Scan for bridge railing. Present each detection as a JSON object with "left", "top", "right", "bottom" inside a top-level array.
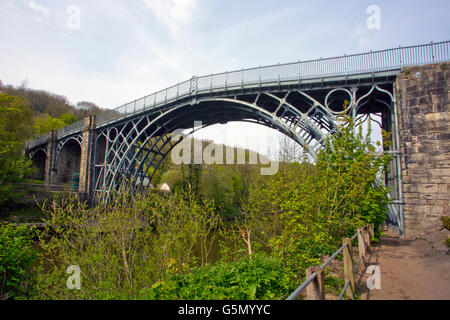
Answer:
[
  {"left": 27, "top": 134, "right": 49, "bottom": 150},
  {"left": 31, "top": 40, "right": 449, "bottom": 141},
  {"left": 286, "top": 224, "right": 375, "bottom": 300},
  {"left": 204, "top": 40, "right": 449, "bottom": 89},
  {"left": 56, "top": 119, "right": 84, "bottom": 139},
  {"left": 95, "top": 40, "right": 448, "bottom": 128}
]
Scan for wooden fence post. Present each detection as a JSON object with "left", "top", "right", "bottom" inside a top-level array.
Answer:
[
  {"left": 364, "top": 226, "right": 371, "bottom": 249},
  {"left": 305, "top": 266, "right": 325, "bottom": 300},
  {"left": 342, "top": 238, "right": 355, "bottom": 299},
  {"left": 357, "top": 228, "right": 366, "bottom": 260}
]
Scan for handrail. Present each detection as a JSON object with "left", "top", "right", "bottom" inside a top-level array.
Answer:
[
  {"left": 27, "top": 134, "right": 49, "bottom": 150},
  {"left": 286, "top": 224, "right": 374, "bottom": 300},
  {"left": 286, "top": 272, "right": 319, "bottom": 300},
  {"left": 96, "top": 40, "right": 449, "bottom": 128},
  {"left": 26, "top": 40, "right": 450, "bottom": 145},
  {"left": 337, "top": 280, "right": 351, "bottom": 300}
]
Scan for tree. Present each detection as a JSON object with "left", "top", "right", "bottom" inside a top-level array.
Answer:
[
  {"left": 201, "top": 164, "right": 236, "bottom": 215},
  {"left": 315, "top": 116, "right": 392, "bottom": 233},
  {"left": 0, "top": 93, "right": 35, "bottom": 207},
  {"left": 278, "top": 133, "right": 302, "bottom": 163},
  {"left": 76, "top": 101, "right": 103, "bottom": 117},
  {"left": 33, "top": 113, "right": 78, "bottom": 136},
  {"left": 3, "top": 84, "right": 73, "bottom": 117},
  {"left": 0, "top": 223, "right": 36, "bottom": 298},
  {"left": 236, "top": 116, "right": 391, "bottom": 270}
]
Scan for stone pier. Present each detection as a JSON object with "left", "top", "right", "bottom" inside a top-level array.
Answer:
[
  {"left": 78, "top": 116, "right": 96, "bottom": 201},
  {"left": 396, "top": 62, "right": 450, "bottom": 235}
]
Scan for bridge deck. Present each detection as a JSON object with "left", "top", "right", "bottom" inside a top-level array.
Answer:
[{"left": 26, "top": 40, "right": 449, "bottom": 148}]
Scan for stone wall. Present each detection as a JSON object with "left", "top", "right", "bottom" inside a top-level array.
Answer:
[{"left": 396, "top": 62, "right": 449, "bottom": 235}]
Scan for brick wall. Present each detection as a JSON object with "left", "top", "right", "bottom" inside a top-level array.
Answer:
[{"left": 396, "top": 62, "right": 449, "bottom": 235}]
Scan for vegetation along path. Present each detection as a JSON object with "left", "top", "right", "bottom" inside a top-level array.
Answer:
[{"left": 359, "top": 227, "right": 450, "bottom": 300}]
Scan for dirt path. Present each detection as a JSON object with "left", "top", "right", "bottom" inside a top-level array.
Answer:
[{"left": 358, "top": 227, "right": 450, "bottom": 300}]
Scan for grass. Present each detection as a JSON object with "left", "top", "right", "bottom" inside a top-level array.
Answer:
[{"left": 23, "top": 179, "right": 45, "bottom": 185}]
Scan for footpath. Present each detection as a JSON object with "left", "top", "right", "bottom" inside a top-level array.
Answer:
[{"left": 358, "top": 226, "right": 450, "bottom": 300}]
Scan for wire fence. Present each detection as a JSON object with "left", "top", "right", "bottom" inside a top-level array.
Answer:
[{"left": 286, "top": 224, "right": 374, "bottom": 300}]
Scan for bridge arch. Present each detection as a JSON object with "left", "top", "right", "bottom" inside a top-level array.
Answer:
[
  {"left": 55, "top": 137, "right": 82, "bottom": 185},
  {"left": 29, "top": 148, "right": 47, "bottom": 181},
  {"left": 24, "top": 41, "right": 450, "bottom": 235},
  {"left": 98, "top": 90, "right": 341, "bottom": 201}
]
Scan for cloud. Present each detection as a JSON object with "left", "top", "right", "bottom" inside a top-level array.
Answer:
[
  {"left": 355, "top": 24, "right": 383, "bottom": 49},
  {"left": 27, "top": 0, "right": 49, "bottom": 17},
  {"left": 143, "top": 0, "right": 198, "bottom": 34}
]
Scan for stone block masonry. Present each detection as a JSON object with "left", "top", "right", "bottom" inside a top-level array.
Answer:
[
  {"left": 78, "top": 116, "right": 96, "bottom": 201},
  {"left": 396, "top": 62, "right": 449, "bottom": 235}
]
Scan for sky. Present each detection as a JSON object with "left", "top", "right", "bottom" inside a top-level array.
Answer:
[{"left": 1, "top": 0, "right": 449, "bottom": 156}]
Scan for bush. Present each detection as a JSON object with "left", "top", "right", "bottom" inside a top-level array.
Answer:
[
  {"left": 26, "top": 116, "right": 392, "bottom": 300},
  {"left": 0, "top": 223, "right": 36, "bottom": 298},
  {"left": 234, "top": 117, "right": 390, "bottom": 275},
  {"left": 31, "top": 192, "right": 221, "bottom": 300},
  {"left": 441, "top": 216, "right": 450, "bottom": 231},
  {"left": 141, "top": 253, "right": 294, "bottom": 300}
]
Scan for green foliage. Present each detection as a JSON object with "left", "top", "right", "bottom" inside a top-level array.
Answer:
[
  {"left": 441, "top": 216, "right": 450, "bottom": 231},
  {"left": 22, "top": 116, "right": 392, "bottom": 300},
  {"left": 316, "top": 117, "right": 391, "bottom": 231},
  {"left": 201, "top": 164, "right": 237, "bottom": 215},
  {"left": 442, "top": 237, "right": 450, "bottom": 248},
  {"left": 0, "top": 93, "right": 34, "bottom": 141},
  {"left": 3, "top": 84, "right": 74, "bottom": 118},
  {"left": 232, "top": 116, "right": 390, "bottom": 276},
  {"left": 0, "top": 93, "right": 35, "bottom": 207},
  {"left": 159, "top": 155, "right": 258, "bottom": 218},
  {"left": 324, "top": 274, "right": 345, "bottom": 296},
  {"left": 2, "top": 83, "right": 104, "bottom": 119},
  {"left": 33, "top": 113, "right": 78, "bottom": 136},
  {"left": 1, "top": 82, "right": 106, "bottom": 140},
  {"left": 142, "top": 253, "right": 294, "bottom": 300},
  {"left": 31, "top": 192, "right": 221, "bottom": 299},
  {"left": 0, "top": 223, "right": 37, "bottom": 298}
]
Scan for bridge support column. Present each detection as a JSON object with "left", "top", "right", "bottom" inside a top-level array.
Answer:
[
  {"left": 79, "top": 116, "right": 96, "bottom": 202},
  {"left": 396, "top": 62, "right": 449, "bottom": 236},
  {"left": 44, "top": 130, "right": 57, "bottom": 187}
]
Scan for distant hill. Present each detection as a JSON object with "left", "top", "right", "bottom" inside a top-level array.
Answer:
[{"left": 0, "top": 80, "right": 106, "bottom": 138}]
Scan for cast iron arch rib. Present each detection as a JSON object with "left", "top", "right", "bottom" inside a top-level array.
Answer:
[{"left": 98, "top": 91, "right": 338, "bottom": 201}]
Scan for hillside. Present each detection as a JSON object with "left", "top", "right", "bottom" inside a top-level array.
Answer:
[{"left": 0, "top": 80, "right": 105, "bottom": 138}]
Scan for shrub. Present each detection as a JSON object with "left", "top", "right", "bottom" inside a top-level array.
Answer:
[
  {"left": 235, "top": 116, "right": 390, "bottom": 275},
  {"left": 0, "top": 223, "right": 36, "bottom": 298},
  {"left": 31, "top": 192, "right": 221, "bottom": 300},
  {"left": 441, "top": 216, "right": 450, "bottom": 231},
  {"left": 141, "top": 253, "right": 294, "bottom": 300}
]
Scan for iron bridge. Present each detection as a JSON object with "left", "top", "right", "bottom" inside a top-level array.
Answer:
[{"left": 26, "top": 40, "right": 450, "bottom": 234}]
